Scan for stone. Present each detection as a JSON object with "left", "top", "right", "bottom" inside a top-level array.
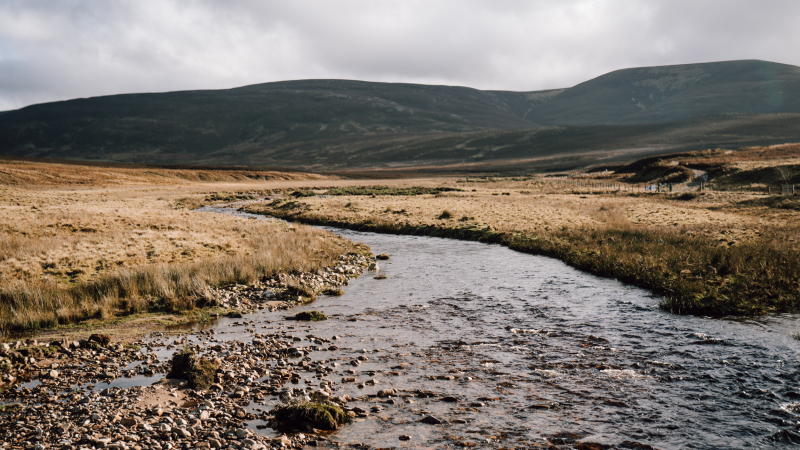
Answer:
[
  {"left": 419, "top": 415, "right": 446, "bottom": 425},
  {"left": 174, "top": 417, "right": 187, "bottom": 426},
  {"left": 235, "top": 428, "right": 251, "bottom": 438},
  {"left": 208, "top": 439, "right": 222, "bottom": 449},
  {"left": 377, "top": 389, "right": 395, "bottom": 397},
  {"left": 89, "top": 334, "right": 112, "bottom": 347},
  {"left": 272, "top": 435, "right": 291, "bottom": 447},
  {"left": 121, "top": 417, "right": 138, "bottom": 427},
  {"left": 399, "top": 435, "right": 411, "bottom": 441}
]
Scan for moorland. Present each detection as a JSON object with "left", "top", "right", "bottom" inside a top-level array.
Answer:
[{"left": 0, "top": 142, "right": 797, "bottom": 337}]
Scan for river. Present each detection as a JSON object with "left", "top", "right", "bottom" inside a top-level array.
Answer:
[{"left": 185, "top": 208, "right": 800, "bottom": 448}]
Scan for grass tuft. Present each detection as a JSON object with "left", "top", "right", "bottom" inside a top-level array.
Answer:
[{"left": 437, "top": 210, "right": 453, "bottom": 220}]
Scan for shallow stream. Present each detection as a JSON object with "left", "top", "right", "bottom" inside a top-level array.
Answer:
[{"left": 88, "top": 208, "right": 800, "bottom": 447}]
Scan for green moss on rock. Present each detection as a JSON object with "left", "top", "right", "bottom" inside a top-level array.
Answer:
[
  {"left": 270, "top": 401, "right": 350, "bottom": 431},
  {"left": 290, "top": 311, "right": 328, "bottom": 321},
  {"left": 166, "top": 350, "right": 218, "bottom": 390}
]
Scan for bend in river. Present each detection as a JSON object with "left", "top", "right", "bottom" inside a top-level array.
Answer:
[{"left": 191, "top": 207, "right": 800, "bottom": 449}]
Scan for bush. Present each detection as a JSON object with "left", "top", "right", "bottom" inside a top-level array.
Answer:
[{"left": 437, "top": 210, "right": 453, "bottom": 220}]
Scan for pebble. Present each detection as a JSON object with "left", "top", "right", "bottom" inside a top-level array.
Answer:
[
  {"left": 419, "top": 415, "right": 446, "bottom": 425},
  {"left": 0, "top": 253, "right": 374, "bottom": 450}
]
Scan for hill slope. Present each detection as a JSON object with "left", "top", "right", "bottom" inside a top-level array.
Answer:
[
  {"left": 2, "top": 60, "right": 800, "bottom": 170},
  {"left": 526, "top": 60, "right": 800, "bottom": 125},
  {"left": 0, "top": 80, "right": 540, "bottom": 162}
]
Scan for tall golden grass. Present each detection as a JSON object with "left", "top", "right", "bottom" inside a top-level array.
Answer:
[
  {"left": 0, "top": 223, "right": 354, "bottom": 332},
  {"left": 0, "top": 158, "right": 388, "bottom": 333}
]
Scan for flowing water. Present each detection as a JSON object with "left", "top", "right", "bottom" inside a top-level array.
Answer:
[{"left": 157, "top": 209, "right": 800, "bottom": 447}]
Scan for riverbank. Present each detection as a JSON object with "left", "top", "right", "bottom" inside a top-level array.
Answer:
[
  {"left": 0, "top": 159, "right": 389, "bottom": 335},
  {"left": 243, "top": 182, "right": 800, "bottom": 316}
]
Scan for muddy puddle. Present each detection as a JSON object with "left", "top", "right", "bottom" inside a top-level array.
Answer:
[{"left": 18, "top": 206, "right": 798, "bottom": 449}]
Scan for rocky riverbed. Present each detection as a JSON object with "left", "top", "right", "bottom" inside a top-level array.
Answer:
[
  {"left": 0, "top": 253, "right": 375, "bottom": 450},
  {"left": 5, "top": 213, "right": 800, "bottom": 449}
]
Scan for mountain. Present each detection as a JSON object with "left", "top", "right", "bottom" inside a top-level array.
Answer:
[{"left": 1, "top": 59, "right": 800, "bottom": 171}]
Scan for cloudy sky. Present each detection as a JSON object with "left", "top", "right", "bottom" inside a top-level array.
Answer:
[{"left": 1, "top": 0, "right": 798, "bottom": 111}]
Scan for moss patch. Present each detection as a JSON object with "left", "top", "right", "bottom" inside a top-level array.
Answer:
[
  {"left": 290, "top": 311, "right": 328, "bottom": 321},
  {"left": 270, "top": 401, "right": 350, "bottom": 431},
  {"left": 166, "top": 350, "right": 218, "bottom": 390},
  {"left": 0, "top": 404, "right": 20, "bottom": 415}
]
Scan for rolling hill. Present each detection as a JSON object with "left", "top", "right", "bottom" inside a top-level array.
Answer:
[
  {"left": 525, "top": 60, "right": 800, "bottom": 125},
  {"left": 1, "top": 59, "right": 800, "bottom": 171}
]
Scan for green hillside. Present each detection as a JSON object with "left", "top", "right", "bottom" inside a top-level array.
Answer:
[
  {"left": 0, "top": 80, "right": 540, "bottom": 162},
  {"left": 526, "top": 60, "right": 800, "bottom": 125},
  {"left": 1, "top": 60, "right": 800, "bottom": 171}
]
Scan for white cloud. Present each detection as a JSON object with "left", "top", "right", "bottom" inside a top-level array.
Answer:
[{"left": 1, "top": 0, "right": 799, "bottom": 110}]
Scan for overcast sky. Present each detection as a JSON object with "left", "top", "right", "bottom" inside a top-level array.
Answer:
[{"left": 1, "top": 0, "right": 799, "bottom": 111}]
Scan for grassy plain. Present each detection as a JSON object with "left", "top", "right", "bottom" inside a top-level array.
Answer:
[{"left": 0, "top": 158, "right": 391, "bottom": 334}]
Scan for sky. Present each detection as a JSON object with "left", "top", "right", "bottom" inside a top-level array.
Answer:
[{"left": 1, "top": 0, "right": 799, "bottom": 111}]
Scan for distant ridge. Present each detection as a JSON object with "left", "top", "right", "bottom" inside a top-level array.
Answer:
[
  {"left": 525, "top": 60, "right": 800, "bottom": 125},
  {"left": 2, "top": 59, "right": 800, "bottom": 171}
]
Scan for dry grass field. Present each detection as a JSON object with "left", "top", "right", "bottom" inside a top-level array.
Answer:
[
  {"left": 2, "top": 146, "right": 799, "bottom": 333},
  {"left": 0, "top": 159, "right": 408, "bottom": 333}
]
